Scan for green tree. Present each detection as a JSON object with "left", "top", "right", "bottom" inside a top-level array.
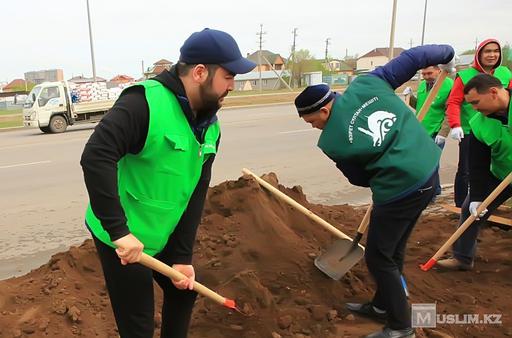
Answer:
[
  {"left": 289, "top": 49, "right": 326, "bottom": 87},
  {"left": 501, "top": 44, "right": 512, "bottom": 70}
]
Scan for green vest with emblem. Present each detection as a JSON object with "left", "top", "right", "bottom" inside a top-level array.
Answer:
[
  {"left": 458, "top": 66, "right": 512, "bottom": 134},
  {"left": 469, "top": 99, "right": 512, "bottom": 182},
  {"left": 318, "top": 75, "right": 441, "bottom": 204},
  {"left": 85, "top": 80, "right": 220, "bottom": 256},
  {"left": 416, "top": 77, "right": 454, "bottom": 136}
]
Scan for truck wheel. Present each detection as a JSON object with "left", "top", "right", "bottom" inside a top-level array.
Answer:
[
  {"left": 49, "top": 115, "right": 67, "bottom": 133},
  {"left": 39, "top": 126, "right": 51, "bottom": 133}
]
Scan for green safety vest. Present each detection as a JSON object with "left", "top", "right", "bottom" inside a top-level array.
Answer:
[
  {"left": 469, "top": 99, "right": 512, "bottom": 182},
  {"left": 416, "top": 77, "right": 454, "bottom": 136},
  {"left": 318, "top": 75, "right": 441, "bottom": 204},
  {"left": 86, "top": 80, "right": 220, "bottom": 256},
  {"left": 458, "top": 66, "right": 512, "bottom": 134}
]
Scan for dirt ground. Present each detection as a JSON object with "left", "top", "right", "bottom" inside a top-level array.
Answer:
[{"left": 1, "top": 173, "right": 511, "bottom": 338}]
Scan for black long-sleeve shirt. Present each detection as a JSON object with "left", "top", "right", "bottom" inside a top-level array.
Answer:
[{"left": 81, "top": 68, "right": 219, "bottom": 264}]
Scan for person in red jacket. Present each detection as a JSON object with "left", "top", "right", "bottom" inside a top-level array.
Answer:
[{"left": 445, "top": 39, "right": 512, "bottom": 207}]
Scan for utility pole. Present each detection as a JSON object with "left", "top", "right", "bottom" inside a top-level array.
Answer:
[
  {"left": 474, "top": 37, "right": 479, "bottom": 51},
  {"left": 409, "top": 38, "right": 413, "bottom": 49},
  {"left": 388, "top": 0, "right": 398, "bottom": 60},
  {"left": 420, "top": 0, "right": 428, "bottom": 45},
  {"left": 141, "top": 60, "right": 145, "bottom": 78},
  {"left": 86, "top": 0, "right": 97, "bottom": 82},
  {"left": 289, "top": 28, "right": 298, "bottom": 88},
  {"left": 325, "top": 38, "right": 331, "bottom": 71},
  {"left": 256, "top": 24, "right": 266, "bottom": 92},
  {"left": 345, "top": 48, "right": 348, "bottom": 59}
]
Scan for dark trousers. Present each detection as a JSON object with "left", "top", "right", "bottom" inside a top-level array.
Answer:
[
  {"left": 93, "top": 237, "right": 198, "bottom": 338},
  {"left": 366, "top": 173, "right": 437, "bottom": 329},
  {"left": 453, "top": 174, "right": 512, "bottom": 264},
  {"left": 431, "top": 134, "right": 445, "bottom": 196},
  {"left": 454, "top": 136, "right": 470, "bottom": 207}
]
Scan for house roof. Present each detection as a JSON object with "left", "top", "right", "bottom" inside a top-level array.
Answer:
[
  {"left": 359, "top": 47, "right": 405, "bottom": 59},
  {"left": 110, "top": 74, "right": 135, "bottom": 82},
  {"left": 247, "top": 50, "right": 285, "bottom": 65},
  {"left": 457, "top": 54, "right": 474, "bottom": 66},
  {"left": 68, "top": 75, "right": 107, "bottom": 83},
  {"left": 3, "top": 79, "right": 33, "bottom": 91},
  {"left": 154, "top": 59, "right": 172, "bottom": 65},
  {"left": 234, "top": 70, "right": 289, "bottom": 81}
]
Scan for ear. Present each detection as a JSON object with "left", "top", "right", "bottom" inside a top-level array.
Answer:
[
  {"left": 489, "top": 87, "right": 499, "bottom": 97},
  {"left": 191, "top": 64, "right": 208, "bottom": 83},
  {"left": 319, "top": 106, "right": 331, "bottom": 118}
]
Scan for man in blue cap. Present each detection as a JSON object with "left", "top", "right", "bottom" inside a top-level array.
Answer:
[
  {"left": 81, "top": 28, "right": 255, "bottom": 338},
  {"left": 295, "top": 45, "right": 455, "bottom": 338}
]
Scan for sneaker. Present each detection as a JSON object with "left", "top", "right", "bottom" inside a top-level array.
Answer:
[
  {"left": 346, "top": 302, "right": 387, "bottom": 322},
  {"left": 436, "top": 257, "right": 474, "bottom": 271},
  {"left": 365, "top": 327, "right": 415, "bottom": 338}
]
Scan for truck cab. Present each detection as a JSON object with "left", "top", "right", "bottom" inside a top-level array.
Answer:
[
  {"left": 23, "top": 81, "right": 115, "bottom": 133},
  {"left": 23, "top": 81, "right": 72, "bottom": 133}
]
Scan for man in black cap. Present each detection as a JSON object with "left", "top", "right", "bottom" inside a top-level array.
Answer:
[
  {"left": 81, "top": 28, "right": 255, "bottom": 338},
  {"left": 295, "top": 45, "right": 455, "bottom": 338}
]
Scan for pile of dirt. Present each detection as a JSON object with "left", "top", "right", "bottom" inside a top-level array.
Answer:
[{"left": 1, "top": 173, "right": 511, "bottom": 338}]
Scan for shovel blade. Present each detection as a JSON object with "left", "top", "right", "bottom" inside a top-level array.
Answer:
[{"left": 314, "top": 239, "right": 365, "bottom": 280}]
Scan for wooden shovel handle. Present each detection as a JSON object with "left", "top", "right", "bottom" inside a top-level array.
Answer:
[
  {"left": 421, "top": 172, "right": 512, "bottom": 270},
  {"left": 242, "top": 168, "right": 352, "bottom": 240},
  {"left": 416, "top": 70, "right": 448, "bottom": 122},
  {"left": 138, "top": 253, "right": 235, "bottom": 309},
  {"left": 357, "top": 204, "right": 372, "bottom": 234}
]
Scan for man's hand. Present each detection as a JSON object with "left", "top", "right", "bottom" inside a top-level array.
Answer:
[
  {"left": 402, "top": 86, "right": 413, "bottom": 96},
  {"left": 113, "top": 233, "right": 144, "bottom": 265},
  {"left": 450, "top": 127, "right": 464, "bottom": 142},
  {"left": 469, "top": 201, "right": 488, "bottom": 220},
  {"left": 171, "top": 264, "right": 195, "bottom": 290},
  {"left": 439, "top": 55, "right": 457, "bottom": 74},
  {"left": 434, "top": 134, "right": 446, "bottom": 146}
]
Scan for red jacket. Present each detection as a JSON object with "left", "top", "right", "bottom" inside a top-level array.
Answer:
[{"left": 446, "top": 38, "right": 512, "bottom": 129}]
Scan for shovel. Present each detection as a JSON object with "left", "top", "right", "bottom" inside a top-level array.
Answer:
[
  {"left": 242, "top": 168, "right": 364, "bottom": 279},
  {"left": 420, "top": 171, "right": 512, "bottom": 271},
  {"left": 314, "top": 205, "right": 372, "bottom": 280},
  {"left": 138, "top": 253, "right": 243, "bottom": 313}
]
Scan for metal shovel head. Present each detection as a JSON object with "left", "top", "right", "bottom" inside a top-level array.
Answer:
[{"left": 314, "top": 238, "right": 365, "bottom": 280}]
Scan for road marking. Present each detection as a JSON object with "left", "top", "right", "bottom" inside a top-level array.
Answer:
[
  {"left": 278, "top": 129, "right": 316, "bottom": 134},
  {"left": 0, "top": 160, "right": 52, "bottom": 169}
]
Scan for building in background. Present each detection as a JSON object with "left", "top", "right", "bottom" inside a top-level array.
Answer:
[
  {"left": 144, "top": 59, "right": 173, "bottom": 78},
  {"left": 24, "top": 69, "right": 64, "bottom": 85},
  {"left": 356, "top": 47, "right": 405, "bottom": 72},
  {"left": 107, "top": 75, "right": 135, "bottom": 89},
  {"left": 234, "top": 70, "right": 289, "bottom": 91},
  {"left": 247, "top": 50, "right": 285, "bottom": 72}
]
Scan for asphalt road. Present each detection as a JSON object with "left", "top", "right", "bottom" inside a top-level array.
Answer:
[{"left": 0, "top": 103, "right": 459, "bottom": 279}]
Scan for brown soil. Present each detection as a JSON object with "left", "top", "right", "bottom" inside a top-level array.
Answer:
[{"left": 1, "top": 173, "right": 511, "bottom": 338}]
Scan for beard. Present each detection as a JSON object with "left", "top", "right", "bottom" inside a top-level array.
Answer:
[{"left": 196, "top": 81, "right": 228, "bottom": 116}]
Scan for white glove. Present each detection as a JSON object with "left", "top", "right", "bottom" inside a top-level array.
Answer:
[
  {"left": 469, "top": 201, "right": 488, "bottom": 220},
  {"left": 439, "top": 55, "right": 458, "bottom": 74},
  {"left": 434, "top": 135, "right": 446, "bottom": 146},
  {"left": 402, "top": 86, "right": 413, "bottom": 96},
  {"left": 450, "top": 127, "right": 464, "bottom": 142}
]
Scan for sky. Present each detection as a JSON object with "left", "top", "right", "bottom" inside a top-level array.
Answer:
[{"left": 1, "top": 0, "right": 511, "bottom": 82}]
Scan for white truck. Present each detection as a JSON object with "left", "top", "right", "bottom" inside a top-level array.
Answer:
[{"left": 23, "top": 81, "right": 115, "bottom": 133}]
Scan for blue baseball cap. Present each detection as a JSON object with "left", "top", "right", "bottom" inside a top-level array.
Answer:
[{"left": 179, "top": 28, "right": 256, "bottom": 75}]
